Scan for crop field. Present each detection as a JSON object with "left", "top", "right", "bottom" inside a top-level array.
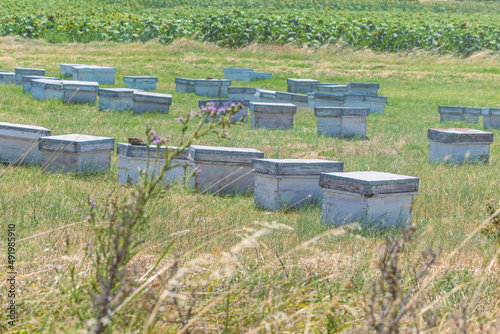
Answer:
[
  {"left": 0, "top": 0, "right": 500, "bottom": 333},
  {"left": 1, "top": 0, "right": 500, "bottom": 54}
]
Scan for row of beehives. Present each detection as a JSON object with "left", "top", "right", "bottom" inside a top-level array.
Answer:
[
  {"left": 200, "top": 99, "right": 371, "bottom": 137},
  {"left": 0, "top": 67, "right": 172, "bottom": 114},
  {"left": 0, "top": 120, "right": 419, "bottom": 228},
  {"left": 438, "top": 106, "right": 500, "bottom": 130},
  {"left": 176, "top": 76, "right": 388, "bottom": 113}
]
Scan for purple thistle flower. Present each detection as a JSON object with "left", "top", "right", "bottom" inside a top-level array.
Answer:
[
  {"left": 160, "top": 137, "right": 169, "bottom": 144},
  {"left": 86, "top": 215, "right": 91, "bottom": 220},
  {"left": 208, "top": 104, "right": 217, "bottom": 113},
  {"left": 239, "top": 99, "right": 244, "bottom": 104},
  {"left": 189, "top": 163, "right": 194, "bottom": 167},
  {"left": 178, "top": 116, "right": 184, "bottom": 123},
  {"left": 89, "top": 196, "right": 94, "bottom": 201},
  {"left": 86, "top": 241, "right": 91, "bottom": 246},
  {"left": 196, "top": 168, "right": 202, "bottom": 174},
  {"left": 91, "top": 201, "right": 96, "bottom": 207},
  {"left": 153, "top": 135, "right": 161, "bottom": 144},
  {"left": 132, "top": 287, "right": 137, "bottom": 292},
  {"left": 187, "top": 113, "right": 192, "bottom": 118},
  {"left": 230, "top": 102, "right": 236, "bottom": 107},
  {"left": 218, "top": 107, "right": 226, "bottom": 114},
  {"left": 242, "top": 113, "right": 247, "bottom": 118}
]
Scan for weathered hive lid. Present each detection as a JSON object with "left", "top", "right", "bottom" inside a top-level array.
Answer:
[
  {"left": 252, "top": 159, "right": 344, "bottom": 176},
  {"left": 314, "top": 107, "right": 370, "bottom": 117},
  {"left": 249, "top": 102, "right": 297, "bottom": 113},
  {"left": 194, "top": 79, "right": 231, "bottom": 86},
  {"left": 347, "top": 82, "right": 380, "bottom": 89},
  {"left": 133, "top": 92, "right": 172, "bottom": 103},
  {"left": 124, "top": 76, "right": 158, "bottom": 82},
  {"left": 188, "top": 145, "right": 264, "bottom": 165},
  {"left": 0, "top": 122, "right": 51, "bottom": 140},
  {"left": 438, "top": 106, "right": 481, "bottom": 115},
  {"left": 0, "top": 72, "right": 15, "bottom": 77},
  {"left": 198, "top": 99, "right": 250, "bottom": 108},
  {"left": 39, "top": 134, "right": 114, "bottom": 153},
  {"left": 117, "top": 143, "right": 188, "bottom": 160},
  {"left": 31, "top": 79, "right": 63, "bottom": 89},
  {"left": 62, "top": 80, "right": 99, "bottom": 90},
  {"left": 98, "top": 88, "right": 140, "bottom": 97},
  {"left": 428, "top": 128, "right": 494, "bottom": 144},
  {"left": 175, "top": 77, "right": 195, "bottom": 85},
  {"left": 287, "top": 78, "right": 319, "bottom": 84},
  {"left": 223, "top": 67, "right": 253, "bottom": 73},
  {"left": 320, "top": 171, "right": 419, "bottom": 197}
]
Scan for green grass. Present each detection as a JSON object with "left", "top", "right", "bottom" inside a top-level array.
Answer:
[{"left": 0, "top": 37, "right": 499, "bottom": 332}]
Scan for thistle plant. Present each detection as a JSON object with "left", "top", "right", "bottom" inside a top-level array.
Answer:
[{"left": 81, "top": 102, "right": 245, "bottom": 333}]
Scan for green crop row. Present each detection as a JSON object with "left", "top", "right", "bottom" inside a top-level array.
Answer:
[{"left": 1, "top": 0, "right": 499, "bottom": 55}]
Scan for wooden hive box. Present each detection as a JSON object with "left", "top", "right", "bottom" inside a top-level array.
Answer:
[
  {"left": 287, "top": 78, "right": 319, "bottom": 93},
  {"left": 187, "top": 145, "right": 264, "bottom": 195},
  {"left": 308, "top": 93, "right": 345, "bottom": 109},
  {"left": 98, "top": 88, "right": 142, "bottom": 112},
  {"left": 0, "top": 122, "right": 52, "bottom": 165},
  {"left": 428, "top": 128, "right": 494, "bottom": 164},
  {"left": 315, "top": 107, "right": 370, "bottom": 137},
  {"left": 347, "top": 82, "right": 380, "bottom": 96},
  {"left": 39, "top": 134, "right": 115, "bottom": 174},
  {"left": 438, "top": 106, "right": 481, "bottom": 123},
  {"left": 483, "top": 108, "right": 500, "bottom": 130},
  {"left": 31, "top": 79, "right": 63, "bottom": 100},
  {"left": 310, "top": 83, "right": 340, "bottom": 93},
  {"left": 22, "top": 75, "right": 59, "bottom": 93},
  {"left": 320, "top": 171, "right": 419, "bottom": 228},
  {"left": 253, "top": 159, "right": 344, "bottom": 210},
  {"left": 175, "top": 77, "right": 195, "bottom": 93},
  {"left": 72, "top": 66, "right": 116, "bottom": 84},
  {"left": 194, "top": 79, "right": 231, "bottom": 98},
  {"left": 15, "top": 68, "right": 45, "bottom": 85},
  {"left": 62, "top": 80, "right": 99, "bottom": 104},
  {"left": 344, "top": 94, "right": 387, "bottom": 114},
  {"left": 228, "top": 87, "right": 258, "bottom": 102},
  {"left": 250, "top": 102, "right": 297, "bottom": 130},
  {"left": 0, "top": 72, "right": 15, "bottom": 85},
  {"left": 117, "top": 143, "right": 188, "bottom": 185},
  {"left": 132, "top": 92, "right": 172, "bottom": 114},
  {"left": 60, "top": 63, "right": 86, "bottom": 77},
  {"left": 255, "top": 89, "right": 277, "bottom": 102},
  {"left": 124, "top": 76, "right": 158, "bottom": 90}
]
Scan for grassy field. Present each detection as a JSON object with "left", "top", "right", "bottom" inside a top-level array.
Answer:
[{"left": 0, "top": 36, "right": 499, "bottom": 332}]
